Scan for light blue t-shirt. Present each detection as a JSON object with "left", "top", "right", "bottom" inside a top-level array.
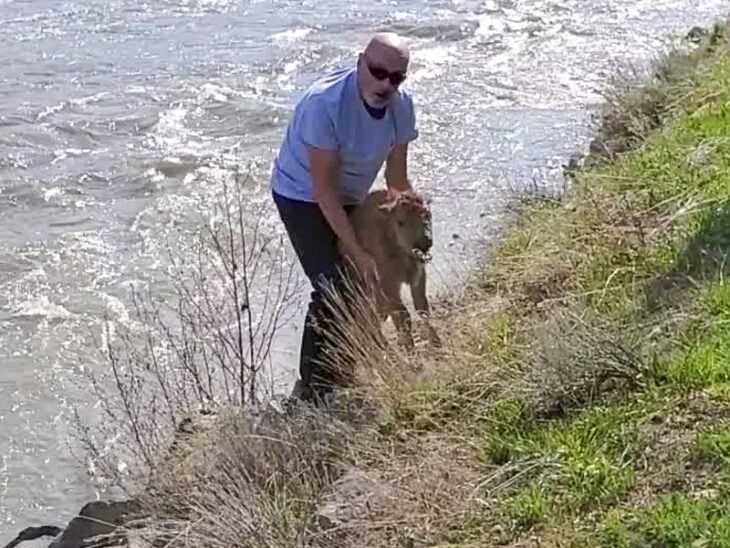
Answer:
[{"left": 271, "top": 66, "right": 418, "bottom": 205}]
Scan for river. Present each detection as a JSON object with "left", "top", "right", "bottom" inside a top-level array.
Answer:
[{"left": 0, "top": 0, "right": 727, "bottom": 539}]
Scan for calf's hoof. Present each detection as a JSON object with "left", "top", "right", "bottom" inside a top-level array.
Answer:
[{"left": 427, "top": 326, "right": 443, "bottom": 348}]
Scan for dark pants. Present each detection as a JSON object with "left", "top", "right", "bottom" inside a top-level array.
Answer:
[{"left": 272, "top": 190, "right": 358, "bottom": 402}]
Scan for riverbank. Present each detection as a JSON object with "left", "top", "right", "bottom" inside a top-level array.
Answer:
[
  {"left": 434, "top": 19, "right": 730, "bottom": 545},
  {"left": 20, "top": 16, "right": 730, "bottom": 548}
]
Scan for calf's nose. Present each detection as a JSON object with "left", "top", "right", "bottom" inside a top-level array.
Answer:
[{"left": 417, "top": 234, "right": 432, "bottom": 251}]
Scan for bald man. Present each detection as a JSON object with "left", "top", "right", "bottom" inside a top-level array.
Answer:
[{"left": 270, "top": 32, "right": 419, "bottom": 404}]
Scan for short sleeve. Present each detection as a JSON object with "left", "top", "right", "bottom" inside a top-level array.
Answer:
[
  {"left": 297, "top": 95, "right": 338, "bottom": 151},
  {"left": 395, "top": 92, "right": 419, "bottom": 145}
]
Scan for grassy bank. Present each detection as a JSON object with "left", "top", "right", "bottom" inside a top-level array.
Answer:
[
  {"left": 402, "top": 19, "right": 730, "bottom": 546},
  {"left": 121, "top": 19, "right": 730, "bottom": 548}
]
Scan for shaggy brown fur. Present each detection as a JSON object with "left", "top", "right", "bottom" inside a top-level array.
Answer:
[{"left": 342, "top": 188, "right": 441, "bottom": 349}]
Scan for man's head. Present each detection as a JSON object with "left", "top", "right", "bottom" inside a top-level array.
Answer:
[{"left": 357, "top": 32, "right": 410, "bottom": 108}]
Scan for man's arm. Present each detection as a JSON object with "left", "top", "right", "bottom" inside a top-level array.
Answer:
[
  {"left": 297, "top": 96, "right": 366, "bottom": 261},
  {"left": 384, "top": 142, "right": 413, "bottom": 192},
  {"left": 386, "top": 92, "right": 418, "bottom": 192},
  {"left": 309, "top": 145, "right": 366, "bottom": 260}
]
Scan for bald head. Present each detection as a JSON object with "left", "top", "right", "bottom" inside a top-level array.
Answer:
[
  {"left": 363, "top": 32, "right": 410, "bottom": 66},
  {"left": 357, "top": 32, "right": 410, "bottom": 109}
]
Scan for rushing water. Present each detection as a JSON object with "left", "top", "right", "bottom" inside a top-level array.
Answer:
[{"left": 0, "top": 0, "right": 728, "bottom": 538}]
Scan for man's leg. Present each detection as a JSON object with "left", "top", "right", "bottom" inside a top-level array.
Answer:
[{"left": 272, "top": 190, "right": 356, "bottom": 402}]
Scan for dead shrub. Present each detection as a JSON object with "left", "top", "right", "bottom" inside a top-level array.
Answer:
[
  {"left": 504, "top": 305, "right": 647, "bottom": 418},
  {"left": 311, "top": 269, "right": 422, "bottom": 398},
  {"left": 122, "top": 403, "right": 376, "bottom": 548}
]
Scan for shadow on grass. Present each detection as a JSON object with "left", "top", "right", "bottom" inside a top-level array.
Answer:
[{"left": 645, "top": 198, "right": 730, "bottom": 312}]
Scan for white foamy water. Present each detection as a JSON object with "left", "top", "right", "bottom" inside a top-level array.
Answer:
[
  {"left": 1, "top": 0, "right": 728, "bottom": 540},
  {"left": 10, "top": 296, "right": 76, "bottom": 320},
  {"left": 272, "top": 27, "right": 314, "bottom": 42}
]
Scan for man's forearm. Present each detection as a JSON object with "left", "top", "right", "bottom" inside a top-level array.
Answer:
[
  {"left": 386, "top": 175, "right": 412, "bottom": 192},
  {"left": 316, "top": 188, "right": 362, "bottom": 255},
  {"left": 384, "top": 143, "right": 412, "bottom": 192}
]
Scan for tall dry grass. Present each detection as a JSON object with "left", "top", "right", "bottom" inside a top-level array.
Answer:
[{"left": 73, "top": 168, "right": 303, "bottom": 496}]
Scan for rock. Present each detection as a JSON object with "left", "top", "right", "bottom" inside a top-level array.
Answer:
[
  {"left": 588, "top": 136, "right": 623, "bottom": 159},
  {"left": 6, "top": 410, "right": 229, "bottom": 548},
  {"left": 2, "top": 526, "right": 62, "bottom": 548},
  {"left": 48, "top": 499, "right": 141, "bottom": 548},
  {"left": 312, "top": 466, "right": 389, "bottom": 532},
  {"left": 686, "top": 25, "right": 708, "bottom": 43},
  {"left": 563, "top": 152, "right": 584, "bottom": 177},
  {"left": 2, "top": 500, "right": 140, "bottom": 548},
  {"left": 689, "top": 142, "right": 715, "bottom": 167}
]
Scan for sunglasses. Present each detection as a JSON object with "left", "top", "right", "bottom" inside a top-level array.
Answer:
[{"left": 364, "top": 58, "right": 407, "bottom": 86}]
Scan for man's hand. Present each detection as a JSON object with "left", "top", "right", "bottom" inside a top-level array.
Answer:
[
  {"left": 337, "top": 240, "right": 379, "bottom": 289},
  {"left": 350, "top": 249, "right": 379, "bottom": 286}
]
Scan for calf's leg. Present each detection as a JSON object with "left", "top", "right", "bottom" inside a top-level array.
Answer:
[
  {"left": 382, "top": 277, "right": 414, "bottom": 350},
  {"left": 410, "top": 265, "right": 442, "bottom": 347}
]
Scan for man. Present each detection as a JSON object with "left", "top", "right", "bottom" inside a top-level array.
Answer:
[{"left": 270, "top": 32, "right": 419, "bottom": 404}]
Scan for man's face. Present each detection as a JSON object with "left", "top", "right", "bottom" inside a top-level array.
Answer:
[{"left": 358, "top": 51, "right": 408, "bottom": 108}]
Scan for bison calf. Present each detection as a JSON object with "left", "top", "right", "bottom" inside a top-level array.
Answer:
[{"left": 340, "top": 188, "right": 441, "bottom": 350}]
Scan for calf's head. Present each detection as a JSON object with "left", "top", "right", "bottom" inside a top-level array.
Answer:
[{"left": 378, "top": 189, "right": 433, "bottom": 260}]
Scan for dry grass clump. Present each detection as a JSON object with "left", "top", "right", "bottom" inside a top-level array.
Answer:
[
  {"left": 108, "top": 273, "right": 492, "bottom": 548},
  {"left": 310, "top": 268, "right": 446, "bottom": 402},
  {"left": 130, "top": 404, "right": 367, "bottom": 548},
  {"left": 314, "top": 433, "right": 482, "bottom": 548},
  {"left": 502, "top": 305, "right": 648, "bottom": 419}
]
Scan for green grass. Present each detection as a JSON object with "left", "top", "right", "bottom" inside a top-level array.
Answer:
[
  {"left": 600, "top": 494, "right": 730, "bottom": 547},
  {"left": 655, "top": 283, "right": 730, "bottom": 389},
  {"left": 695, "top": 424, "right": 730, "bottom": 470},
  {"left": 502, "top": 484, "right": 549, "bottom": 532},
  {"left": 395, "top": 24, "right": 730, "bottom": 547}
]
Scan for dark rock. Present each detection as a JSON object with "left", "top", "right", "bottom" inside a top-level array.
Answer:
[
  {"left": 588, "top": 136, "right": 623, "bottom": 159},
  {"left": 2, "top": 500, "right": 141, "bottom": 548},
  {"left": 686, "top": 25, "right": 708, "bottom": 43},
  {"left": 48, "top": 499, "right": 142, "bottom": 548},
  {"left": 562, "top": 152, "right": 585, "bottom": 177},
  {"left": 2, "top": 526, "right": 62, "bottom": 548}
]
